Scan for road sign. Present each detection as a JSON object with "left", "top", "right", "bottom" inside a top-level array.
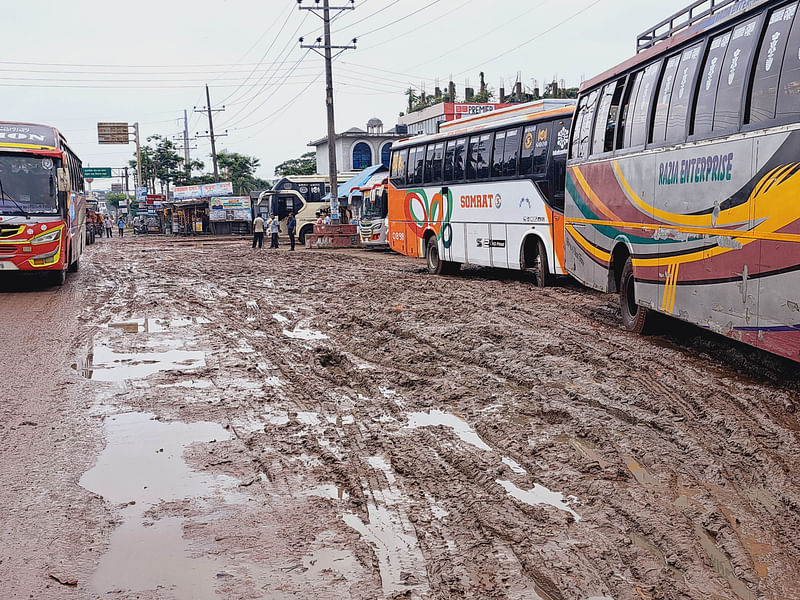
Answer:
[
  {"left": 111, "top": 183, "right": 123, "bottom": 192},
  {"left": 82, "top": 167, "right": 112, "bottom": 178},
  {"left": 136, "top": 186, "right": 148, "bottom": 203},
  {"left": 97, "top": 122, "right": 130, "bottom": 144}
]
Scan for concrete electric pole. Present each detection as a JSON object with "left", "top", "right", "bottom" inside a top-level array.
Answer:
[
  {"left": 299, "top": 0, "right": 355, "bottom": 219},
  {"left": 195, "top": 85, "right": 227, "bottom": 182}
]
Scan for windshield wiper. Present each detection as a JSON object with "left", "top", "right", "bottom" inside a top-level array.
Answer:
[{"left": 0, "top": 174, "right": 29, "bottom": 219}]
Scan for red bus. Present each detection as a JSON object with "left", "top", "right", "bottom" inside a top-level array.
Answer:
[{"left": 0, "top": 122, "right": 86, "bottom": 285}]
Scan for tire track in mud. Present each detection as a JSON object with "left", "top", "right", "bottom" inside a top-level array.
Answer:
[{"left": 78, "top": 238, "right": 800, "bottom": 600}]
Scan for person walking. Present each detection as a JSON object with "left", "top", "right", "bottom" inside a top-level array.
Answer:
[
  {"left": 117, "top": 217, "right": 125, "bottom": 237},
  {"left": 252, "top": 214, "right": 265, "bottom": 248},
  {"left": 105, "top": 215, "right": 113, "bottom": 238},
  {"left": 269, "top": 214, "right": 280, "bottom": 249},
  {"left": 287, "top": 212, "right": 297, "bottom": 251}
]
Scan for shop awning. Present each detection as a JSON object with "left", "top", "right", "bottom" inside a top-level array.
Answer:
[{"left": 321, "top": 164, "right": 386, "bottom": 201}]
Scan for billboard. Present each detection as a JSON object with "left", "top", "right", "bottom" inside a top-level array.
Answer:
[
  {"left": 97, "top": 123, "right": 130, "bottom": 144},
  {"left": 174, "top": 181, "right": 233, "bottom": 200}
]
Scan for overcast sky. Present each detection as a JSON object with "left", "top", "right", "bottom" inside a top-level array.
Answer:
[{"left": 3, "top": 0, "right": 691, "bottom": 189}]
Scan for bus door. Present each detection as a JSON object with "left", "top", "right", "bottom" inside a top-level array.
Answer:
[
  {"left": 275, "top": 193, "right": 304, "bottom": 230},
  {"left": 440, "top": 185, "right": 456, "bottom": 263}
]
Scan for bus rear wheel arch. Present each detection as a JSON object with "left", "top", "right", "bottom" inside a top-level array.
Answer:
[{"left": 521, "top": 235, "right": 550, "bottom": 287}]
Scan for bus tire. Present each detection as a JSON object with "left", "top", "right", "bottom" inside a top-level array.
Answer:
[
  {"left": 68, "top": 253, "right": 79, "bottom": 273},
  {"left": 531, "top": 238, "right": 550, "bottom": 288},
  {"left": 620, "top": 256, "right": 650, "bottom": 334},
  {"left": 442, "top": 261, "right": 461, "bottom": 275},
  {"left": 51, "top": 268, "right": 66, "bottom": 286},
  {"left": 298, "top": 224, "right": 313, "bottom": 246}
]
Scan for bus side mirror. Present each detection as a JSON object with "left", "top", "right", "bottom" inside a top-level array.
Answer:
[{"left": 57, "top": 168, "right": 71, "bottom": 192}]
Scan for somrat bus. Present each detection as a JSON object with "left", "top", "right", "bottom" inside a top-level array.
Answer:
[
  {"left": 565, "top": 0, "right": 800, "bottom": 362},
  {"left": 0, "top": 121, "right": 86, "bottom": 286},
  {"left": 387, "top": 100, "right": 574, "bottom": 285}
]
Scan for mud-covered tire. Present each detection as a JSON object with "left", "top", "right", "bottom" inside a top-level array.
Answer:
[
  {"left": 68, "top": 254, "right": 79, "bottom": 273},
  {"left": 51, "top": 268, "right": 66, "bottom": 286},
  {"left": 426, "top": 236, "right": 442, "bottom": 274},
  {"left": 298, "top": 225, "right": 313, "bottom": 246},
  {"left": 620, "top": 256, "right": 650, "bottom": 334},
  {"left": 531, "top": 238, "right": 550, "bottom": 288}
]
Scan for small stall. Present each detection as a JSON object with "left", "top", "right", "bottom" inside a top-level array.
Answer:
[
  {"left": 209, "top": 196, "right": 252, "bottom": 235},
  {"left": 170, "top": 182, "right": 235, "bottom": 235}
]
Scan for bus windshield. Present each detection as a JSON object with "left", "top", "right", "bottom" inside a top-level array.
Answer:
[
  {"left": 0, "top": 154, "right": 59, "bottom": 215},
  {"left": 363, "top": 189, "right": 385, "bottom": 218}
]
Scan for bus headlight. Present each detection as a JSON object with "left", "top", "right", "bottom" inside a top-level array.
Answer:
[{"left": 31, "top": 229, "right": 61, "bottom": 244}]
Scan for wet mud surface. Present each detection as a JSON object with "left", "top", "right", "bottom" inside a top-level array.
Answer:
[{"left": 1, "top": 234, "right": 798, "bottom": 599}]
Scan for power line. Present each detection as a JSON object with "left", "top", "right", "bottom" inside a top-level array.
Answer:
[
  {"left": 455, "top": 0, "right": 603, "bottom": 76},
  {"left": 355, "top": 0, "right": 442, "bottom": 38}
]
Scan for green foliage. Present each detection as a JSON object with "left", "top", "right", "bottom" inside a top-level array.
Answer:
[
  {"left": 106, "top": 192, "right": 127, "bottom": 210},
  {"left": 217, "top": 152, "right": 265, "bottom": 195},
  {"left": 274, "top": 152, "right": 316, "bottom": 177}
]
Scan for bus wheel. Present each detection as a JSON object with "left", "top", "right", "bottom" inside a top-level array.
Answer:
[
  {"left": 620, "top": 256, "right": 650, "bottom": 334},
  {"left": 427, "top": 236, "right": 449, "bottom": 274},
  {"left": 51, "top": 268, "right": 66, "bottom": 286},
  {"left": 298, "top": 225, "right": 313, "bottom": 246},
  {"left": 531, "top": 238, "right": 550, "bottom": 287},
  {"left": 68, "top": 254, "right": 80, "bottom": 273}
]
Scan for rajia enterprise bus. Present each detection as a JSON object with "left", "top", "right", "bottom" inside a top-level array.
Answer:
[
  {"left": 0, "top": 122, "right": 86, "bottom": 285},
  {"left": 566, "top": 0, "right": 800, "bottom": 362},
  {"left": 387, "top": 100, "right": 575, "bottom": 285}
]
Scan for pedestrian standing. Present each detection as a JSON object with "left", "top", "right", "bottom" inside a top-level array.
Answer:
[
  {"left": 269, "top": 214, "right": 280, "bottom": 248},
  {"left": 287, "top": 212, "right": 297, "bottom": 251},
  {"left": 252, "top": 214, "right": 265, "bottom": 248},
  {"left": 117, "top": 217, "right": 125, "bottom": 237},
  {"left": 105, "top": 216, "right": 113, "bottom": 238},
  {"left": 323, "top": 212, "right": 332, "bottom": 225}
]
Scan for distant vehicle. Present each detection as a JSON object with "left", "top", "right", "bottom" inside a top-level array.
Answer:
[
  {"left": 0, "top": 121, "right": 86, "bottom": 285},
  {"left": 255, "top": 172, "right": 358, "bottom": 245},
  {"left": 566, "top": 0, "right": 800, "bottom": 362},
  {"left": 357, "top": 176, "right": 389, "bottom": 248},
  {"left": 387, "top": 100, "right": 575, "bottom": 283}
]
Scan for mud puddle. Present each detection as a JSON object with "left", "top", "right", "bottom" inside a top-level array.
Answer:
[
  {"left": 72, "top": 343, "right": 205, "bottom": 381},
  {"left": 108, "top": 317, "right": 203, "bottom": 333},
  {"left": 79, "top": 412, "right": 240, "bottom": 599}
]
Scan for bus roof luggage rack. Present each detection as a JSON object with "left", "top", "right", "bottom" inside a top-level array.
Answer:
[{"left": 636, "top": 0, "right": 737, "bottom": 52}]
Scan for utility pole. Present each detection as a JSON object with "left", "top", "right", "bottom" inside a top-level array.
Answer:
[
  {"left": 133, "top": 122, "right": 142, "bottom": 189},
  {"left": 195, "top": 85, "right": 226, "bottom": 182},
  {"left": 299, "top": 0, "right": 355, "bottom": 220},
  {"left": 173, "top": 109, "right": 197, "bottom": 182}
]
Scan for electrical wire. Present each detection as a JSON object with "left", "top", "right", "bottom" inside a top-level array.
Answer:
[
  {"left": 454, "top": 0, "right": 603, "bottom": 76},
  {"left": 355, "top": 0, "right": 442, "bottom": 38}
]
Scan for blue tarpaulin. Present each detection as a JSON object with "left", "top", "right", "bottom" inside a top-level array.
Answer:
[{"left": 321, "top": 164, "right": 386, "bottom": 201}]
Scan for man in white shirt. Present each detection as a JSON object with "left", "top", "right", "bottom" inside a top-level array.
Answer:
[
  {"left": 252, "top": 214, "right": 265, "bottom": 248},
  {"left": 268, "top": 214, "right": 280, "bottom": 248}
]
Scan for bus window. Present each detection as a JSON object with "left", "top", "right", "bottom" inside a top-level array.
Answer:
[
  {"left": 777, "top": 3, "right": 800, "bottom": 117},
  {"left": 629, "top": 61, "right": 661, "bottom": 147},
  {"left": 468, "top": 134, "right": 491, "bottom": 180},
  {"left": 572, "top": 90, "right": 598, "bottom": 159},
  {"left": 453, "top": 138, "right": 466, "bottom": 180},
  {"left": 592, "top": 79, "right": 625, "bottom": 154},
  {"left": 694, "top": 31, "right": 731, "bottom": 136},
  {"left": 652, "top": 54, "right": 681, "bottom": 143},
  {"left": 666, "top": 43, "right": 702, "bottom": 142},
  {"left": 714, "top": 17, "right": 760, "bottom": 132},
  {"left": 492, "top": 130, "right": 506, "bottom": 177},
  {"left": 424, "top": 143, "right": 444, "bottom": 184},
  {"left": 443, "top": 140, "right": 456, "bottom": 181},
  {"left": 411, "top": 146, "right": 425, "bottom": 185},
  {"left": 520, "top": 125, "right": 538, "bottom": 174},
  {"left": 620, "top": 71, "right": 643, "bottom": 148},
  {"left": 533, "top": 123, "right": 551, "bottom": 175},
  {"left": 549, "top": 118, "right": 570, "bottom": 212},
  {"left": 503, "top": 127, "right": 520, "bottom": 176},
  {"left": 750, "top": 3, "right": 797, "bottom": 124},
  {"left": 390, "top": 149, "right": 408, "bottom": 187}
]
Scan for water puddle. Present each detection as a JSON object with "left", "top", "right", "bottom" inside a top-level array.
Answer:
[
  {"left": 502, "top": 456, "right": 527, "bottom": 474},
  {"left": 406, "top": 410, "right": 492, "bottom": 451},
  {"left": 695, "top": 524, "right": 757, "bottom": 600},
  {"left": 282, "top": 324, "right": 328, "bottom": 340},
  {"left": 157, "top": 379, "right": 215, "bottom": 389},
  {"left": 108, "top": 317, "right": 199, "bottom": 333},
  {"left": 72, "top": 344, "right": 205, "bottom": 381},
  {"left": 342, "top": 505, "right": 426, "bottom": 596},
  {"left": 272, "top": 313, "right": 290, "bottom": 324},
  {"left": 303, "top": 484, "right": 350, "bottom": 502},
  {"left": 623, "top": 455, "right": 657, "bottom": 485},
  {"left": 496, "top": 479, "right": 581, "bottom": 522},
  {"left": 80, "top": 412, "right": 240, "bottom": 599}
]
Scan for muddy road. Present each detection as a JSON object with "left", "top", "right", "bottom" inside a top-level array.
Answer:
[{"left": 1, "top": 234, "right": 798, "bottom": 600}]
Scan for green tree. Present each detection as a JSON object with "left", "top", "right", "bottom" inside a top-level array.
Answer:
[
  {"left": 129, "top": 135, "right": 185, "bottom": 195},
  {"left": 217, "top": 152, "right": 268, "bottom": 195},
  {"left": 106, "top": 192, "right": 128, "bottom": 210},
  {"left": 274, "top": 151, "right": 316, "bottom": 176}
]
